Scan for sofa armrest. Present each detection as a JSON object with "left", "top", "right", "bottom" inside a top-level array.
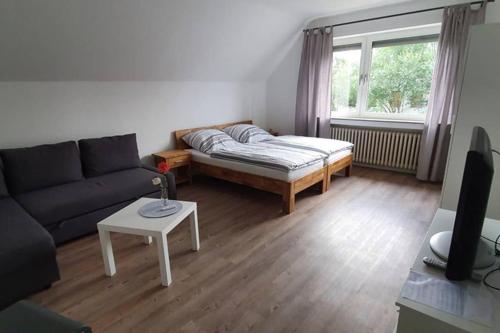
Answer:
[
  {"left": 141, "top": 165, "right": 177, "bottom": 200},
  {"left": 141, "top": 163, "right": 157, "bottom": 173},
  {"left": 0, "top": 300, "right": 92, "bottom": 333}
]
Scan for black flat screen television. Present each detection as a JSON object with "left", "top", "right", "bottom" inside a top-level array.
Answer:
[{"left": 445, "top": 126, "right": 494, "bottom": 280}]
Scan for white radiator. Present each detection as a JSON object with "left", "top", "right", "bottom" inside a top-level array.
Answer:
[{"left": 332, "top": 126, "right": 422, "bottom": 173}]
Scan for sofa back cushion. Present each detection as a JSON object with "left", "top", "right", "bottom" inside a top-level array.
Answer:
[
  {"left": 0, "top": 158, "right": 9, "bottom": 198},
  {"left": 78, "top": 133, "right": 141, "bottom": 177},
  {"left": 0, "top": 141, "right": 83, "bottom": 195}
]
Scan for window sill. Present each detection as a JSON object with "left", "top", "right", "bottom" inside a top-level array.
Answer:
[{"left": 331, "top": 117, "right": 425, "bottom": 131}]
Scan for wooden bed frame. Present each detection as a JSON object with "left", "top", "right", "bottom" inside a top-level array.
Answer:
[
  {"left": 174, "top": 120, "right": 352, "bottom": 214},
  {"left": 325, "top": 154, "right": 352, "bottom": 191}
]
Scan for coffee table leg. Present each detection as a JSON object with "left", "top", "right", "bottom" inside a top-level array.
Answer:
[
  {"left": 156, "top": 233, "right": 172, "bottom": 286},
  {"left": 144, "top": 236, "right": 153, "bottom": 245},
  {"left": 98, "top": 229, "right": 116, "bottom": 276},
  {"left": 190, "top": 209, "right": 200, "bottom": 251}
]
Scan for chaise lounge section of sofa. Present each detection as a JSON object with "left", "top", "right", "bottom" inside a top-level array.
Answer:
[{"left": 0, "top": 163, "right": 59, "bottom": 309}]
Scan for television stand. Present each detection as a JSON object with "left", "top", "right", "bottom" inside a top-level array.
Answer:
[
  {"left": 430, "top": 230, "right": 496, "bottom": 269},
  {"left": 395, "top": 208, "right": 500, "bottom": 333}
]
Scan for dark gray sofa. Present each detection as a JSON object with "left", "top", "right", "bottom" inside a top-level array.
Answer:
[{"left": 0, "top": 133, "right": 176, "bottom": 309}]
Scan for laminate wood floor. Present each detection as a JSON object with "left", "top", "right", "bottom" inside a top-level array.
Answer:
[{"left": 31, "top": 167, "right": 441, "bottom": 333}]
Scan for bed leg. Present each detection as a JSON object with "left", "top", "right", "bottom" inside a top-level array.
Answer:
[
  {"left": 283, "top": 184, "right": 295, "bottom": 214},
  {"left": 322, "top": 170, "right": 329, "bottom": 193},
  {"left": 345, "top": 164, "right": 352, "bottom": 177},
  {"left": 324, "top": 168, "right": 331, "bottom": 192}
]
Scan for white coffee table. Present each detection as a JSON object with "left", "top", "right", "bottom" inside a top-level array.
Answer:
[{"left": 97, "top": 198, "right": 199, "bottom": 286}]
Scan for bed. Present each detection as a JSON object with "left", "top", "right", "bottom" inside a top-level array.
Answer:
[
  {"left": 222, "top": 122, "right": 354, "bottom": 190},
  {"left": 174, "top": 120, "right": 353, "bottom": 214}
]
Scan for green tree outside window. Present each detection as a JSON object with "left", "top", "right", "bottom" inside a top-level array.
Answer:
[{"left": 368, "top": 42, "right": 437, "bottom": 114}]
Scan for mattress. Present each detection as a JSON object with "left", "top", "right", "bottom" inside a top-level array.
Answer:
[
  {"left": 326, "top": 149, "right": 353, "bottom": 165},
  {"left": 188, "top": 149, "right": 324, "bottom": 182}
]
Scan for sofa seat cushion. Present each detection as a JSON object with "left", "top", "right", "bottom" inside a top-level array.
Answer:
[
  {"left": 15, "top": 168, "right": 160, "bottom": 227},
  {"left": 0, "top": 175, "right": 7, "bottom": 198},
  {"left": 79, "top": 134, "right": 141, "bottom": 177},
  {"left": 0, "top": 141, "right": 83, "bottom": 195},
  {"left": 0, "top": 198, "right": 56, "bottom": 275}
]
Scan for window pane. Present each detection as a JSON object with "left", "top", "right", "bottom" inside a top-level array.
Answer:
[
  {"left": 331, "top": 45, "right": 361, "bottom": 115},
  {"left": 366, "top": 38, "right": 438, "bottom": 118}
]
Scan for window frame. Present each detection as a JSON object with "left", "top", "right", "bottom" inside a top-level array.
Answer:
[
  {"left": 331, "top": 43, "right": 363, "bottom": 115},
  {"left": 331, "top": 24, "right": 441, "bottom": 123}
]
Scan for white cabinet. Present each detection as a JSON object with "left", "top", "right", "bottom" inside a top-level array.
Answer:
[
  {"left": 395, "top": 209, "right": 500, "bottom": 332},
  {"left": 441, "top": 23, "right": 500, "bottom": 220}
]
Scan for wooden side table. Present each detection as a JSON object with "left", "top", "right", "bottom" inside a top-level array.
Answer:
[
  {"left": 152, "top": 150, "right": 192, "bottom": 184},
  {"left": 268, "top": 128, "right": 280, "bottom": 136}
]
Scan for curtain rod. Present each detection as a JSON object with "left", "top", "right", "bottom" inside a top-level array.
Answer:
[{"left": 303, "top": 0, "right": 493, "bottom": 32}]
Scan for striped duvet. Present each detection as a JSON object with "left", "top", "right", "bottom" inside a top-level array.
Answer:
[
  {"left": 264, "top": 135, "right": 354, "bottom": 156},
  {"left": 210, "top": 143, "right": 324, "bottom": 172}
]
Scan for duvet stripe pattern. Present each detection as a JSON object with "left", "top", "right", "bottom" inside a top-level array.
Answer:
[
  {"left": 265, "top": 136, "right": 354, "bottom": 156},
  {"left": 210, "top": 143, "right": 324, "bottom": 172}
]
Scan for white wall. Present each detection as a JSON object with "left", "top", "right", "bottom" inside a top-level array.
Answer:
[
  {"left": 266, "top": 0, "right": 500, "bottom": 134},
  {"left": 441, "top": 23, "right": 500, "bottom": 219},
  {"left": 266, "top": 34, "right": 303, "bottom": 135},
  {"left": 0, "top": 0, "right": 308, "bottom": 81},
  {"left": 0, "top": 81, "right": 266, "bottom": 162},
  {"left": 486, "top": 1, "right": 500, "bottom": 23}
]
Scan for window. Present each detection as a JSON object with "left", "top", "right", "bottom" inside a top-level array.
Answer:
[{"left": 331, "top": 26, "right": 439, "bottom": 122}]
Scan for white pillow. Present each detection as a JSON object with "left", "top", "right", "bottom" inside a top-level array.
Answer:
[
  {"left": 224, "top": 124, "right": 274, "bottom": 143},
  {"left": 182, "top": 129, "right": 238, "bottom": 154}
]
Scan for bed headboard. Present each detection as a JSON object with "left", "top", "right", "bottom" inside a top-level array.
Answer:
[{"left": 174, "top": 120, "right": 253, "bottom": 149}]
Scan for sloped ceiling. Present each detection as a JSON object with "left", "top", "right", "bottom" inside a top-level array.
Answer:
[{"left": 0, "top": 0, "right": 410, "bottom": 81}]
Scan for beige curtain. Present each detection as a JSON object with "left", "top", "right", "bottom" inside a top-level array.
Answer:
[
  {"left": 295, "top": 28, "right": 333, "bottom": 138},
  {"left": 417, "top": 3, "right": 486, "bottom": 181}
]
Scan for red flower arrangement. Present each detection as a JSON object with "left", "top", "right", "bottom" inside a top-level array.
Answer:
[
  {"left": 153, "top": 161, "right": 171, "bottom": 208},
  {"left": 157, "top": 161, "right": 171, "bottom": 174}
]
